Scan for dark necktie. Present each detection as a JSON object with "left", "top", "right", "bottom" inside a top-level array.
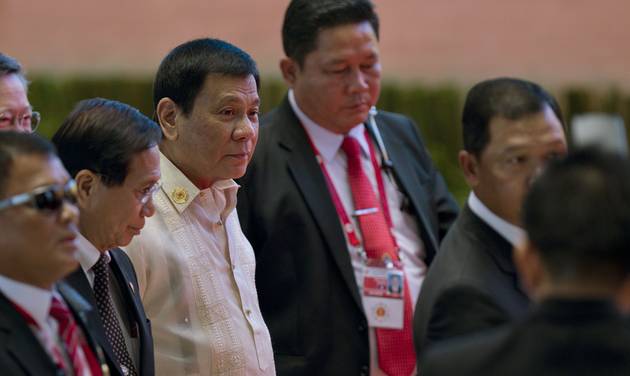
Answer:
[
  {"left": 342, "top": 135, "right": 416, "bottom": 376},
  {"left": 92, "top": 254, "right": 138, "bottom": 376}
]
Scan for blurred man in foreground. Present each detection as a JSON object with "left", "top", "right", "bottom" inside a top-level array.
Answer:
[
  {"left": 0, "top": 131, "right": 105, "bottom": 375},
  {"left": 422, "top": 148, "right": 630, "bottom": 376}
]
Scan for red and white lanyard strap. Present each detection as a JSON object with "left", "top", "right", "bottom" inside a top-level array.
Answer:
[{"left": 303, "top": 125, "right": 398, "bottom": 250}]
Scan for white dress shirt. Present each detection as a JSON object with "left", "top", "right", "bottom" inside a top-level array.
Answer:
[
  {"left": 468, "top": 192, "right": 526, "bottom": 248},
  {"left": 290, "top": 90, "right": 423, "bottom": 376},
  {"left": 124, "top": 152, "right": 275, "bottom": 376}
]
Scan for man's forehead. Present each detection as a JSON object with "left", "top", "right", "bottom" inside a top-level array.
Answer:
[
  {"left": 201, "top": 74, "right": 259, "bottom": 101},
  {"left": 312, "top": 21, "right": 379, "bottom": 54},
  {"left": 4, "top": 154, "right": 65, "bottom": 196},
  {"left": 490, "top": 108, "right": 564, "bottom": 138},
  {"left": 0, "top": 77, "right": 30, "bottom": 129}
]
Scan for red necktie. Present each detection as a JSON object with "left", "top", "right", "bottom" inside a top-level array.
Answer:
[
  {"left": 50, "top": 296, "right": 103, "bottom": 376},
  {"left": 342, "top": 135, "right": 416, "bottom": 376}
]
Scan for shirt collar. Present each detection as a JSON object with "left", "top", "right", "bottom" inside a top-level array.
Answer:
[
  {"left": 159, "top": 151, "right": 201, "bottom": 213},
  {"left": 200, "top": 179, "right": 240, "bottom": 223},
  {"left": 468, "top": 192, "right": 525, "bottom": 247},
  {"left": 76, "top": 233, "right": 104, "bottom": 273},
  {"left": 288, "top": 89, "right": 370, "bottom": 163},
  {"left": 159, "top": 151, "right": 239, "bottom": 217},
  {"left": 0, "top": 274, "right": 52, "bottom": 328}
]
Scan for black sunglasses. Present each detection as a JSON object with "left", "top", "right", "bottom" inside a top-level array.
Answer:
[{"left": 0, "top": 180, "right": 78, "bottom": 213}]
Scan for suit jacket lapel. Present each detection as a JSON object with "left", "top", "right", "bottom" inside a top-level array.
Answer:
[
  {"left": 373, "top": 121, "right": 440, "bottom": 257},
  {"left": 0, "top": 293, "right": 58, "bottom": 375},
  {"left": 109, "top": 249, "right": 154, "bottom": 375},
  {"left": 109, "top": 250, "right": 142, "bottom": 330},
  {"left": 461, "top": 205, "right": 528, "bottom": 298},
  {"left": 276, "top": 98, "right": 364, "bottom": 311}
]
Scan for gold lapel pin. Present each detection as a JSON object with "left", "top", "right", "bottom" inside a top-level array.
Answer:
[{"left": 171, "top": 187, "right": 189, "bottom": 204}]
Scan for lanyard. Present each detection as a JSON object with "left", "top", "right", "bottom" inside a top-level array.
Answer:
[{"left": 304, "top": 126, "right": 398, "bottom": 250}]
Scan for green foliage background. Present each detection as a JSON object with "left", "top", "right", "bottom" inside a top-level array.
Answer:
[{"left": 29, "top": 76, "right": 630, "bottom": 204}]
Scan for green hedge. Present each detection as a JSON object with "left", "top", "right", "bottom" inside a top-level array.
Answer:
[{"left": 29, "top": 76, "right": 630, "bottom": 204}]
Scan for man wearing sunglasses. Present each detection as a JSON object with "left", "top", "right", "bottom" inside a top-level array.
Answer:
[
  {"left": 53, "top": 98, "right": 161, "bottom": 376},
  {"left": 0, "top": 131, "right": 107, "bottom": 375},
  {"left": 0, "top": 53, "right": 40, "bottom": 133}
]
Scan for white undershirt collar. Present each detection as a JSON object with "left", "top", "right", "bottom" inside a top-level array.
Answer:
[
  {"left": 468, "top": 192, "right": 525, "bottom": 247},
  {"left": 288, "top": 89, "right": 369, "bottom": 163}
]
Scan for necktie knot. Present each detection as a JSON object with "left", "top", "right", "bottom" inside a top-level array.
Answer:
[
  {"left": 341, "top": 136, "right": 362, "bottom": 162},
  {"left": 92, "top": 253, "right": 109, "bottom": 273},
  {"left": 49, "top": 296, "right": 71, "bottom": 324},
  {"left": 92, "top": 253, "right": 111, "bottom": 286}
]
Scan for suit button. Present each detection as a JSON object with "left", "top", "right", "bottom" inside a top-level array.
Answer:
[
  {"left": 358, "top": 320, "right": 367, "bottom": 332},
  {"left": 360, "top": 365, "right": 369, "bottom": 376}
]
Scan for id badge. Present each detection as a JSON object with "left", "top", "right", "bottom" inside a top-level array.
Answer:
[{"left": 362, "top": 258, "right": 404, "bottom": 329}]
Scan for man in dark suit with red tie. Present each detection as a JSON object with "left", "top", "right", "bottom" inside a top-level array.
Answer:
[
  {"left": 236, "top": 1, "right": 459, "bottom": 374},
  {"left": 53, "top": 98, "right": 161, "bottom": 376},
  {"left": 0, "top": 131, "right": 107, "bottom": 375}
]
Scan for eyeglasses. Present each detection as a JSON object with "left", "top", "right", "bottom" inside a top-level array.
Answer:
[
  {"left": 0, "top": 180, "right": 78, "bottom": 213},
  {"left": 138, "top": 180, "right": 161, "bottom": 206},
  {"left": 0, "top": 111, "right": 41, "bottom": 132}
]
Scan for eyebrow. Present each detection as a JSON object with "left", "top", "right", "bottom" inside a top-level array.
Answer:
[
  {"left": 500, "top": 139, "right": 566, "bottom": 154},
  {"left": 0, "top": 105, "right": 33, "bottom": 113},
  {"left": 217, "top": 95, "right": 260, "bottom": 108}
]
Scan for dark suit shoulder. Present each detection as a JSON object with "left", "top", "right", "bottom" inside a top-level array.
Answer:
[
  {"left": 422, "top": 324, "right": 511, "bottom": 376},
  {"left": 57, "top": 280, "right": 92, "bottom": 313},
  {"left": 0, "top": 293, "right": 60, "bottom": 375},
  {"left": 414, "top": 206, "right": 528, "bottom": 351},
  {"left": 423, "top": 302, "right": 630, "bottom": 376},
  {"left": 431, "top": 205, "right": 522, "bottom": 288}
]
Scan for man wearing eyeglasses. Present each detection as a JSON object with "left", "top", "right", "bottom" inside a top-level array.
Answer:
[
  {"left": 0, "top": 53, "right": 40, "bottom": 133},
  {"left": 53, "top": 98, "right": 161, "bottom": 376},
  {"left": 0, "top": 131, "right": 107, "bottom": 375}
]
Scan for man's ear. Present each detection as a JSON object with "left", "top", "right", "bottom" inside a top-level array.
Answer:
[
  {"left": 513, "top": 238, "right": 545, "bottom": 301},
  {"left": 75, "top": 169, "right": 97, "bottom": 209},
  {"left": 280, "top": 58, "right": 299, "bottom": 87},
  {"left": 156, "top": 97, "right": 180, "bottom": 141},
  {"left": 458, "top": 150, "right": 480, "bottom": 188}
]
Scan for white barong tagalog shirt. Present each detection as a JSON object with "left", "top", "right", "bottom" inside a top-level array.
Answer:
[{"left": 124, "top": 152, "right": 275, "bottom": 376}]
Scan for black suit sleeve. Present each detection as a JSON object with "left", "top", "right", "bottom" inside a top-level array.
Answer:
[{"left": 425, "top": 284, "right": 510, "bottom": 349}]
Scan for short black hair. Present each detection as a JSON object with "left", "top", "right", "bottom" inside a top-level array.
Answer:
[
  {"left": 52, "top": 98, "right": 162, "bottom": 186},
  {"left": 523, "top": 148, "right": 630, "bottom": 283},
  {"left": 153, "top": 38, "right": 259, "bottom": 116},
  {"left": 462, "top": 77, "right": 565, "bottom": 157},
  {"left": 282, "top": 0, "right": 379, "bottom": 67},
  {"left": 0, "top": 131, "right": 56, "bottom": 197},
  {"left": 0, "top": 52, "right": 27, "bottom": 87}
]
